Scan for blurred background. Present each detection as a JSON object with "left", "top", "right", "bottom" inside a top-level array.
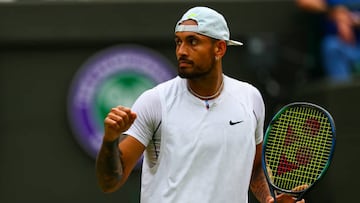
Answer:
[{"left": 1, "top": 0, "right": 359, "bottom": 202}]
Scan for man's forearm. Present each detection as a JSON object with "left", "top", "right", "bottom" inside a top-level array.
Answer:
[
  {"left": 95, "top": 138, "right": 123, "bottom": 193},
  {"left": 250, "top": 167, "right": 272, "bottom": 203}
]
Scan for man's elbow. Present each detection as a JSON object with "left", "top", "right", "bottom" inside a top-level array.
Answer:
[
  {"left": 97, "top": 175, "right": 125, "bottom": 194},
  {"left": 98, "top": 181, "right": 122, "bottom": 194},
  {"left": 100, "top": 186, "right": 118, "bottom": 194}
]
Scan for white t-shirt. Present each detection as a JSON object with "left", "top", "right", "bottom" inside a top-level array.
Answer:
[{"left": 126, "top": 75, "right": 265, "bottom": 203}]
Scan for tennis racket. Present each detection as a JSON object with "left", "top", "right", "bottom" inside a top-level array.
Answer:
[{"left": 262, "top": 102, "right": 336, "bottom": 202}]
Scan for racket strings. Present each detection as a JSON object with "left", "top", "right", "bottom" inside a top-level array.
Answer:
[{"left": 265, "top": 106, "right": 333, "bottom": 191}]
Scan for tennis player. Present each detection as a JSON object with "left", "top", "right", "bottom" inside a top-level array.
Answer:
[{"left": 96, "top": 6, "right": 305, "bottom": 203}]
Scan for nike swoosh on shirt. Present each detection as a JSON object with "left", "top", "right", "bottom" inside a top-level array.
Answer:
[{"left": 229, "top": 120, "right": 243, "bottom": 125}]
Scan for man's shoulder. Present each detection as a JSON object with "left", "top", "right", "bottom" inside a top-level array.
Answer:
[
  {"left": 224, "top": 75, "right": 259, "bottom": 92},
  {"left": 157, "top": 76, "right": 181, "bottom": 87},
  {"left": 156, "top": 76, "right": 184, "bottom": 90},
  {"left": 155, "top": 76, "right": 186, "bottom": 99}
]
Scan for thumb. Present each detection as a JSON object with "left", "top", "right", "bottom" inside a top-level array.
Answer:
[{"left": 130, "top": 111, "right": 137, "bottom": 121}]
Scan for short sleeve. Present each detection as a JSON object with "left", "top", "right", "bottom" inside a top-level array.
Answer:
[
  {"left": 124, "top": 88, "right": 161, "bottom": 147},
  {"left": 252, "top": 87, "right": 265, "bottom": 145}
]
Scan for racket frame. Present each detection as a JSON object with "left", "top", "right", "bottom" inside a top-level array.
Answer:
[{"left": 261, "top": 102, "right": 336, "bottom": 201}]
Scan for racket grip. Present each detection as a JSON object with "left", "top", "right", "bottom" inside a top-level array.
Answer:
[
  {"left": 269, "top": 187, "right": 277, "bottom": 203},
  {"left": 272, "top": 193, "right": 277, "bottom": 203}
]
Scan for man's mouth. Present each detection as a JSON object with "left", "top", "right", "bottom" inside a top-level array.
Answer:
[{"left": 178, "top": 59, "right": 193, "bottom": 67}]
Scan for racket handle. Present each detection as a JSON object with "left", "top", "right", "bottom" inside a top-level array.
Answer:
[
  {"left": 296, "top": 194, "right": 305, "bottom": 202},
  {"left": 269, "top": 188, "right": 277, "bottom": 203},
  {"left": 272, "top": 194, "right": 277, "bottom": 203}
]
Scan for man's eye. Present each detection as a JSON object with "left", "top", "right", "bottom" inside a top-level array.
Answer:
[
  {"left": 190, "top": 39, "right": 197, "bottom": 45},
  {"left": 175, "top": 39, "right": 181, "bottom": 46}
]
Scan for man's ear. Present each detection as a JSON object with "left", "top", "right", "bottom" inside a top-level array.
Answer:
[{"left": 215, "top": 40, "right": 227, "bottom": 59}]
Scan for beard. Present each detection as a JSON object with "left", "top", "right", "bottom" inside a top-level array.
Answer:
[
  {"left": 177, "top": 57, "right": 216, "bottom": 79},
  {"left": 178, "top": 67, "right": 212, "bottom": 79}
]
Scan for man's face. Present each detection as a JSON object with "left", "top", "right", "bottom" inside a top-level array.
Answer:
[{"left": 174, "top": 20, "right": 218, "bottom": 79}]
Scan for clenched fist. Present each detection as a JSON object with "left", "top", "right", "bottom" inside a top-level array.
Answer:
[{"left": 103, "top": 106, "right": 137, "bottom": 142}]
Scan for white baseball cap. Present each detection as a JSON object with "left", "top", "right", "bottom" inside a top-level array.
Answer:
[{"left": 175, "top": 6, "right": 243, "bottom": 46}]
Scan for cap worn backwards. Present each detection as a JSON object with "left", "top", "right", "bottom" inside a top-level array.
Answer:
[{"left": 175, "top": 6, "right": 243, "bottom": 46}]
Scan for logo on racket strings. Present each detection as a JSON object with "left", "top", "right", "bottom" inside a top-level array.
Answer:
[{"left": 276, "top": 118, "right": 320, "bottom": 176}]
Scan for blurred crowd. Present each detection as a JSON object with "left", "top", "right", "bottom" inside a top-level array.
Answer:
[{"left": 296, "top": 0, "right": 360, "bottom": 82}]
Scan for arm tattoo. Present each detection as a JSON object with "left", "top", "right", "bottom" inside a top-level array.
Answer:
[
  {"left": 250, "top": 167, "right": 271, "bottom": 203},
  {"left": 96, "top": 138, "right": 124, "bottom": 191}
]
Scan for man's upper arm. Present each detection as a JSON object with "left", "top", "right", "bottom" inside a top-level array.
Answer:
[
  {"left": 118, "top": 135, "right": 146, "bottom": 185},
  {"left": 253, "top": 142, "right": 263, "bottom": 172}
]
